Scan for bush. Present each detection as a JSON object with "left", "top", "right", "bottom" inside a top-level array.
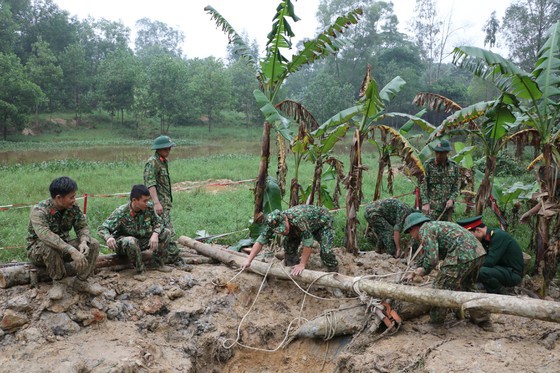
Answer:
[{"left": 475, "top": 152, "right": 525, "bottom": 177}]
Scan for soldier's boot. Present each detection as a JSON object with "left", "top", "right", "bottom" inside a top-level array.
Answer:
[
  {"left": 72, "top": 277, "right": 105, "bottom": 296},
  {"left": 170, "top": 258, "right": 193, "bottom": 272},
  {"left": 469, "top": 308, "right": 494, "bottom": 332},
  {"left": 284, "top": 255, "right": 300, "bottom": 267},
  {"left": 146, "top": 261, "right": 173, "bottom": 273},
  {"left": 48, "top": 280, "right": 66, "bottom": 300}
]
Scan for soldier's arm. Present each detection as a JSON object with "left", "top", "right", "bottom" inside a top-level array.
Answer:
[
  {"left": 30, "top": 206, "right": 74, "bottom": 254},
  {"left": 151, "top": 209, "right": 164, "bottom": 235},
  {"left": 97, "top": 209, "right": 120, "bottom": 242},
  {"left": 483, "top": 237, "right": 508, "bottom": 267},
  {"left": 419, "top": 232, "right": 438, "bottom": 275}
]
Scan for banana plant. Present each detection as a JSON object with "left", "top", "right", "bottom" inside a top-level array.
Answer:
[
  {"left": 451, "top": 21, "right": 560, "bottom": 287},
  {"left": 206, "top": 1, "right": 362, "bottom": 223}
]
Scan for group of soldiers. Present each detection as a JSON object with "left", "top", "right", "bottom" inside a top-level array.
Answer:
[
  {"left": 26, "top": 137, "right": 526, "bottom": 330},
  {"left": 27, "top": 135, "right": 183, "bottom": 298}
]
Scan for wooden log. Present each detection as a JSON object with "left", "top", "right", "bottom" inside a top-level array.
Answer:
[
  {"left": 0, "top": 250, "right": 209, "bottom": 288},
  {"left": 179, "top": 235, "right": 560, "bottom": 324}
]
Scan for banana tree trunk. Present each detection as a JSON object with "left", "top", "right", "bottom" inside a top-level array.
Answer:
[
  {"left": 289, "top": 178, "right": 300, "bottom": 207},
  {"left": 254, "top": 121, "right": 272, "bottom": 223},
  {"left": 373, "top": 153, "right": 388, "bottom": 201},
  {"left": 344, "top": 129, "right": 364, "bottom": 254},
  {"left": 475, "top": 155, "right": 496, "bottom": 215},
  {"left": 306, "top": 156, "right": 323, "bottom": 206},
  {"left": 276, "top": 132, "right": 287, "bottom": 196}
]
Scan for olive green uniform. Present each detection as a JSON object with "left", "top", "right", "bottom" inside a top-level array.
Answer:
[
  {"left": 98, "top": 203, "right": 171, "bottom": 272},
  {"left": 479, "top": 228, "right": 524, "bottom": 293},
  {"left": 27, "top": 199, "right": 99, "bottom": 281},
  {"left": 417, "top": 221, "right": 486, "bottom": 323},
  {"left": 364, "top": 198, "right": 414, "bottom": 255},
  {"left": 420, "top": 158, "right": 459, "bottom": 221},
  {"left": 144, "top": 153, "right": 180, "bottom": 262},
  {"left": 256, "top": 205, "right": 338, "bottom": 269}
]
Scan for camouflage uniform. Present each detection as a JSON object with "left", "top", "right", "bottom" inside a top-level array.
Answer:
[
  {"left": 364, "top": 198, "right": 414, "bottom": 255},
  {"left": 97, "top": 203, "right": 171, "bottom": 272},
  {"left": 479, "top": 228, "right": 524, "bottom": 294},
  {"left": 27, "top": 199, "right": 99, "bottom": 281},
  {"left": 420, "top": 158, "right": 460, "bottom": 221},
  {"left": 417, "top": 221, "right": 486, "bottom": 323},
  {"left": 144, "top": 153, "right": 180, "bottom": 263},
  {"left": 256, "top": 205, "right": 338, "bottom": 269}
]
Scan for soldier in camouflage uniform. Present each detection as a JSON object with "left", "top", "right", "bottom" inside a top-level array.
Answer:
[
  {"left": 364, "top": 198, "right": 414, "bottom": 258},
  {"left": 242, "top": 205, "right": 339, "bottom": 276},
  {"left": 144, "top": 135, "right": 181, "bottom": 264},
  {"left": 403, "top": 213, "right": 488, "bottom": 327},
  {"left": 27, "top": 176, "right": 103, "bottom": 299},
  {"left": 98, "top": 184, "right": 172, "bottom": 274},
  {"left": 420, "top": 139, "right": 459, "bottom": 221}
]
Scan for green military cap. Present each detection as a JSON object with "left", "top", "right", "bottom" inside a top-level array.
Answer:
[
  {"left": 403, "top": 212, "right": 431, "bottom": 233},
  {"left": 456, "top": 215, "right": 484, "bottom": 230},
  {"left": 151, "top": 135, "right": 176, "bottom": 150},
  {"left": 432, "top": 139, "right": 453, "bottom": 152},
  {"left": 266, "top": 209, "right": 287, "bottom": 234}
]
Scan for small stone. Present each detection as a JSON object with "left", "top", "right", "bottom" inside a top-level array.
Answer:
[
  {"left": 141, "top": 296, "right": 165, "bottom": 315},
  {"left": 40, "top": 312, "right": 80, "bottom": 336},
  {"left": 7, "top": 294, "right": 33, "bottom": 312},
  {"left": 167, "top": 288, "right": 184, "bottom": 300},
  {"left": 0, "top": 309, "right": 29, "bottom": 332}
]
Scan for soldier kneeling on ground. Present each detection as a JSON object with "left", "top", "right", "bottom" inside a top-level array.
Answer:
[{"left": 27, "top": 176, "right": 104, "bottom": 300}]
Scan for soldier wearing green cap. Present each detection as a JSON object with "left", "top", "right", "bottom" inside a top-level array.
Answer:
[
  {"left": 403, "top": 213, "right": 489, "bottom": 327},
  {"left": 364, "top": 198, "right": 414, "bottom": 258},
  {"left": 242, "top": 205, "right": 338, "bottom": 276},
  {"left": 420, "top": 139, "right": 459, "bottom": 221},
  {"left": 457, "top": 215, "right": 524, "bottom": 294},
  {"left": 144, "top": 135, "right": 181, "bottom": 264}
]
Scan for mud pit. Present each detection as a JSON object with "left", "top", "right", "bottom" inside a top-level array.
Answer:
[{"left": 1, "top": 246, "right": 560, "bottom": 372}]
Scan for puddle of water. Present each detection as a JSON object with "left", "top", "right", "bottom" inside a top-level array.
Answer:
[{"left": 0, "top": 142, "right": 262, "bottom": 165}]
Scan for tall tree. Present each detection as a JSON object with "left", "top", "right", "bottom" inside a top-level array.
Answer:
[
  {"left": 25, "top": 38, "right": 63, "bottom": 114},
  {"left": 502, "top": 0, "right": 560, "bottom": 71},
  {"left": 0, "top": 52, "right": 43, "bottom": 140},
  {"left": 483, "top": 11, "right": 500, "bottom": 48},
  {"left": 134, "top": 18, "right": 184, "bottom": 58},
  {"left": 60, "top": 43, "right": 89, "bottom": 119}
]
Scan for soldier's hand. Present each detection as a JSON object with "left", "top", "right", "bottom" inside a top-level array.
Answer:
[
  {"left": 106, "top": 237, "right": 117, "bottom": 250},
  {"left": 78, "top": 241, "right": 90, "bottom": 257},
  {"left": 291, "top": 263, "right": 306, "bottom": 276},
  {"left": 421, "top": 204, "right": 430, "bottom": 215},
  {"left": 241, "top": 258, "right": 252, "bottom": 271},
  {"left": 445, "top": 199, "right": 454, "bottom": 209},
  {"left": 149, "top": 233, "right": 159, "bottom": 251},
  {"left": 154, "top": 202, "right": 164, "bottom": 215},
  {"left": 69, "top": 247, "right": 87, "bottom": 272}
]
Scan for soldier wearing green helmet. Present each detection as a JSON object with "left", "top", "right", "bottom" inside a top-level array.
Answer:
[
  {"left": 420, "top": 139, "right": 460, "bottom": 221},
  {"left": 403, "top": 212, "right": 490, "bottom": 329},
  {"left": 241, "top": 205, "right": 339, "bottom": 276},
  {"left": 144, "top": 135, "right": 182, "bottom": 265}
]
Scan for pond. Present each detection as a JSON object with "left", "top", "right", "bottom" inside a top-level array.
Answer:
[{"left": 0, "top": 141, "right": 263, "bottom": 165}]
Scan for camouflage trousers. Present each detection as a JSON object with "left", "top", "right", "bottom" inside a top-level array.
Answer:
[
  {"left": 283, "top": 225, "right": 338, "bottom": 269},
  {"left": 479, "top": 265, "right": 522, "bottom": 294},
  {"left": 28, "top": 238, "right": 100, "bottom": 281},
  {"left": 114, "top": 228, "right": 171, "bottom": 272},
  {"left": 430, "top": 255, "right": 486, "bottom": 324},
  {"left": 160, "top": 207, "right": 181, "bottom": 263},
  {"left": 367, "top": 214, "right": 397, "bottom": 255}
]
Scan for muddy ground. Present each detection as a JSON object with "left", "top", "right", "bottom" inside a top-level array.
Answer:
[{"left": 1, "top": 245, "right": 560, "bottom": 373}]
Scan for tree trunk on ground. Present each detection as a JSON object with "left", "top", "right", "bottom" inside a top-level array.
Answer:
[
  {"left": 0, "top": 250, "right": 212, "bottom": 288},
  {"left": 253, "top": 121, "right": 272, "bottom": 224},
  {"left": 179, "top": 235, "right": 560, "bottom": 324}
]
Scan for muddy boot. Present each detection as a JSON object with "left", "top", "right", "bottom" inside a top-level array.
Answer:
[
  {"left": 48, "top": 280, "right": 66, "bottom": 300},
  {"left": 284, "top": 255, "right": 300, "bottom": 267},
  {"left": 147, "top": 262, "right": 173, "bottom": 273},
  {"left": 73, "top": 277, "right": 105, "bottom": 296},
  {"left": 170, "top": 258, "right": 193, "bottom": 272}
]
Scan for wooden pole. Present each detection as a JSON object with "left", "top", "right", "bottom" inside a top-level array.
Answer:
[{"left": 179, "top": 235, "right": 560, "bottom": 324}]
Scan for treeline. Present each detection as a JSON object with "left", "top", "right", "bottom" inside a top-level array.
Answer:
[{"left": 0, "top": 0, "right": 558, "bottom": 139}]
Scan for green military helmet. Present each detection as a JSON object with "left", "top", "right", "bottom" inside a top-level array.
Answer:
[
  {"left": 266, "top": 209, "right": 287, "bottom": 234},
  {"left": 432, "top": 139, "right": 453, "bottom": 152},
  {"left": 456, "top": 215, "right": 484, "bottom": 231},
  {"left": 403, "top": 212, "right": 431, "bottom": 233},
  {"left": 151, "top": 135, "right": 176, "bottom": 150}
]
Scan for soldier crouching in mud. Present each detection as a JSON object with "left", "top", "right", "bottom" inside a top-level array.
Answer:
[
  {"left": 27, "top": 176, "right": 104, "bottom": 300},
  {"left": 242, "top": 205, "right": 339, "bottom": 276},
  {"left": 402, "top": 212, "right": 493, "bottom": 331}
]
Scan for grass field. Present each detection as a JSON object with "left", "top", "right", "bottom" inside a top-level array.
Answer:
[{"left": 0, "top": 116, "right": 537, "bottom": 268}]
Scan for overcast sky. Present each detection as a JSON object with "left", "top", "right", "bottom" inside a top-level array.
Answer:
[{"left": 53, "top": 0, "right": 513, "bottom": 59}]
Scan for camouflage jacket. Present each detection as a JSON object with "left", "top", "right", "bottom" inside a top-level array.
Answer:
[
  {"left": 144, "top": 153, "right": 173, "bottom": 207},
  {"left": 27, "top": 198, "right": 91, "bottom": 254},
  {"left": 98, "top": 203, "right": 164, "bottom": 241},
  {"left": 420, "top": 158, "right": 459, "bottom": 212},
  {"left": 418, "top": 221, "right": 486, "bottom": 275},
  {"left": 256, "top": 205, "right": 333, "bottom": 247},
  {"left": 364, "top": 198, "right": 414, "bottom": 232}
]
